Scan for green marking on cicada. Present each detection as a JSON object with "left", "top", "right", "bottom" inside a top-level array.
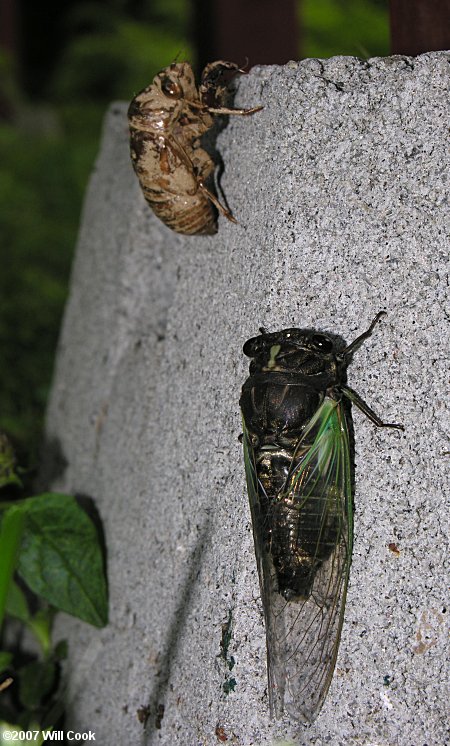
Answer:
[{"left": 267, "top": 344, "right": 281, "bottom": 369}]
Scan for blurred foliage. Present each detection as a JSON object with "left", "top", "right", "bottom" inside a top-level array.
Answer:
[
  {"left": 51, "top": 13, "right": 192, "bottom": 101},
  {"left": 0, "top": 55, "right": 79, "bottom": 465},
  {"left": 302, "top": 0, "right": 389, "bottom": 59},
  {"left": 0, "top": 2, "right": 191, "bottom": 466}
]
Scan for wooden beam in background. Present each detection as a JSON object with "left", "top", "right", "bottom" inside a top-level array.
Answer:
[
  {"left": 0, "top": 0, "right": 17, "bottom": 55},
  {"left": 390, "top": 0, "right": 450, "bottom": 55},
  {"left": 193, "top": 0, "right": 300, "bottom": 72}
]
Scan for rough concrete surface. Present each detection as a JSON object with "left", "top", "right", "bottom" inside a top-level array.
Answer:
[{"left": 45, "top": 52, "right": 449, "bottom": 746}]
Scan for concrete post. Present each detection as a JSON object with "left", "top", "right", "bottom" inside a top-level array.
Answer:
[{"left": 44, "top": 52, "right": 449, "bottom": 745}]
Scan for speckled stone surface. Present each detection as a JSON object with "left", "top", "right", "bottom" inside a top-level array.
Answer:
[{"left": 45, "top": 52, "right": 449, "bottom": 746}]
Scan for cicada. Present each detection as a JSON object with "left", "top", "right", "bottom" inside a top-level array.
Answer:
[
  {"left": 240, "top": 312, "right": 403, "bottom": 723},
  {"left": 128, "top": 61, "right": 262, "bottom": 235}
]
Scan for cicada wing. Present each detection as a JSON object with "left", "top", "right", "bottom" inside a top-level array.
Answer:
[
  {"left": 275, "top": 398, "right": 353, "bottom": 722},
  {"left": 243, "top": 398, "right": 353, "bottom": 723},
  {"left": 242, "top": 418, "right": 285, "bottom": 718}
]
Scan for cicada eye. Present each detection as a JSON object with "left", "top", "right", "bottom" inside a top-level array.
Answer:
[
  {"left": 243, "top": 337, "right": 261, "bottom": 357},
  {"left": 311, "top": 334, "right": 333, "bottom": 353},
  {"left": 160, "top": 76, "right": 182, "bottom": 98}
]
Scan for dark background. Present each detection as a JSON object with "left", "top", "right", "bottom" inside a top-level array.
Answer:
[{"left": 0, "top": 0, "right": 447, "bottom": 466}]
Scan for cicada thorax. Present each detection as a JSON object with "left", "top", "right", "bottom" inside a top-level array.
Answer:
[{"left": 241, "top": 375, "right": 343, "bottom": 600}]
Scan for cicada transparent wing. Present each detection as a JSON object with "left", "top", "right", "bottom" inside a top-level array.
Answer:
[
  {"left": 242, "top": 397, "right": 353, "bottom": 723},
  {"left": 242, "top": 417, "right": 287, "bottom": 716}
]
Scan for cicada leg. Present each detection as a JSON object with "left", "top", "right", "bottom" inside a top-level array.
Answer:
[
  {"left": 188, "top": 99, "right": 263, "bottom": 117},
  {"left": 341, "top": 313, "right": 404, "bottom": 431},
  {"left": 197, "top": 182, "right": 237, "bottom": 222},
  {"left": 199, "top": 60, "right": 264, "bottom": 116},
  {"left": 206, "top": 104, "right": 263, "bottom": 116},
  {"left": 342, "top": 386, "right": 404, "bottom": 430}
]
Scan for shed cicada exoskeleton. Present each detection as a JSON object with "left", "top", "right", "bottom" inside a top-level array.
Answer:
[
  {"left": 240, "top": 312, "right": 403, "bottom": 723},
  {"left": 128, "top": 60, "right": 262, "bottom": 235}
]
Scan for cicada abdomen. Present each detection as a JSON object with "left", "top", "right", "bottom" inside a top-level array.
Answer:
[
  {"left": 240, "top": 312, "right": 403, "bottom": 723},
  {"left": 128, "top": 61, "right": 262, "bottom": 235}
]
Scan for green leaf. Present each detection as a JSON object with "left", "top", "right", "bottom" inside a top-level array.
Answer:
[
  {"left": 0, "top": 505, "right": 26, "bottom": 628},
  {"left": 17, "top": 493, "right": 108, "bottom": 628},
  {"left": 5, "top": 580, "right": 30, "bottom": 623},
  {"left": 18, "top": 660, "right": 56, "bottom": 709},
  {"left": 27, "top": 609, "right": 54, "bottom": 657},
  {"left": 0, "top": 651, "right": 13, "bottom": 674}
]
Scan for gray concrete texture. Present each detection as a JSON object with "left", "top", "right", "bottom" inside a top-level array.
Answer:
[{"left": 45, "top": 52, "right": 449, "bottom": 745}]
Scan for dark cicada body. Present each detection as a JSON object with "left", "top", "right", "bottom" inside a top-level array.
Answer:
[
  {"left": 240, "top": 312, "right": 403, "bottom": 723},
  {"left": 128, "top": 61, "right": 262, "bottom": 235}
]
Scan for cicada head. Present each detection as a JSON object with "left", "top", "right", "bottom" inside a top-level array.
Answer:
[
  {"left": 128, "top": 62, "right": 199, "bottom": 126},
  {"left": 243, "top": 328, "right": 347, "bottom": 387},
  {"left": 154, "top": 62, "right": 199, "bottom": 103}
]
